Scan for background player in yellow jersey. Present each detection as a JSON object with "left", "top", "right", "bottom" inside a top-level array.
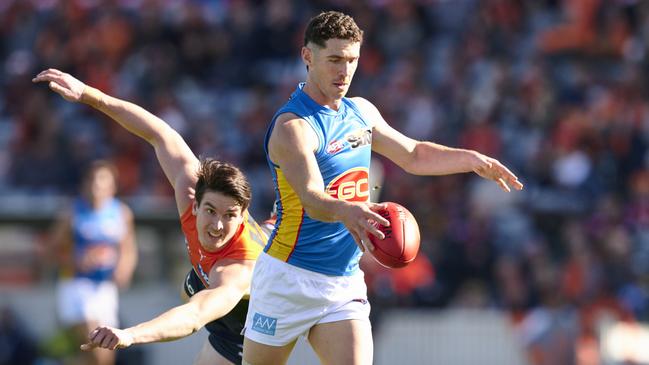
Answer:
[
  {"left": 34, "top": 68, "right": 267, "bottom": 365},
  {"left": 243, "top": 11, "right": 523, "bottom": 365}
]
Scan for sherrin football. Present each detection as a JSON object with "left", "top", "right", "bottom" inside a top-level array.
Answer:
[{"left": 368, "top": 202, "right": 421, "bottom": 268}]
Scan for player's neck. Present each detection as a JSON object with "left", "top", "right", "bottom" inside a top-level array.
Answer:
[
  {"left": 86, "top": 195, "right": 112, "bottom": 210},
  {"left": 302, "top": 81, "right": 342, "bottom": 111}
]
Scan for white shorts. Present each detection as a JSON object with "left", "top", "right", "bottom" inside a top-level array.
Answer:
[
  {"left": 56, "top": 278, "right": 119, "bottom": 327},
  {"left": 243, "top": 253, "right": 371, "bottom": 346}
]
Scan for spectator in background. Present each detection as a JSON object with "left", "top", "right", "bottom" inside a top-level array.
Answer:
[{"left": 50, "top": 160, "right": 137, "bottom": 365}]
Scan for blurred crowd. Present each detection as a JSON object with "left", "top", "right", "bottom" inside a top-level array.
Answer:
[{"left": 2, "top": 0, "right": 649, "bottom": 364}]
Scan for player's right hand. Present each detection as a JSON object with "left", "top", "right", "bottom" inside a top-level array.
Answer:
[
  {"left": 80, "top": 326, "right": 134, "bottom": 351},
  {"left": 32, "top": 68, "right": 86, "bottom": 102},
  {"left": 336, "top": 201, "right": 390, "bottom": 252}
]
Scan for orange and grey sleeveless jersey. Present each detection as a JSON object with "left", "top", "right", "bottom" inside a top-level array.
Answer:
[{"left": 263, "top": 83, "right": 372, "bottom": 276}]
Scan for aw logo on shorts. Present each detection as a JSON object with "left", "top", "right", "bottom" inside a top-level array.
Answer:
[
  {"left": 251, "top": 312, "right": 277, "bottom": 336},
  {"left": 325, "top": 168, "right": 369, "bottom": 202}
]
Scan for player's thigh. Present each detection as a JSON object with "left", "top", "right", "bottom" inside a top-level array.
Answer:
[
  {"left": 194, "top": 339, "right": 234, "bottom": 365},
  {"left": 308, "top": 319, "right": 373, "bottom": 365},
  {"left": 242, "top": 337, "right": 296, "bottom": 365}
]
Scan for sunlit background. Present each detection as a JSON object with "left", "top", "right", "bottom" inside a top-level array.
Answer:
[{"left": 2, "top": 0, "right": 649, "bottom": 364}]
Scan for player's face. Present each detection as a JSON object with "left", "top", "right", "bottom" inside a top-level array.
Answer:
[
  {"left": 193, "top": 191, "right": 245, "bottom": 252},
  {"left": 304, "top": 38, "right": 360, "bottom": 102},
  {"left": 86, "top": 167, "right": 117, "bottom": 203}
]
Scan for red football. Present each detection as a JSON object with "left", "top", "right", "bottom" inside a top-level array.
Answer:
[{"left": 368, "top": 202, "right": 420, "bottom": 268}]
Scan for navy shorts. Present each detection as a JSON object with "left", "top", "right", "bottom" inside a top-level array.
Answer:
[{"left": 184, "top": 268, "right": 249, "bottom": 365}]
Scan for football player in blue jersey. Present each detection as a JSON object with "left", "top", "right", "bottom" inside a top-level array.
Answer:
[
  {"left": 50, "top": 160, "right": 137, "bottom": 365},
  {"left": 242, "top": 10, "right": 523, "bottom": 365}
]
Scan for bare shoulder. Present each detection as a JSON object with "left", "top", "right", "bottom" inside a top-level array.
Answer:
[
  {"left": 273, "top": 111, "right": 303, "bottom": 126},
  {"left": 269, "top": 111, "right": 302, "bottom": 143},
  {"left": 212, "top": 258, "right": 255, "bottom": 270},
  {"left": 118, "top": 201, "right": 135, "bottom": 221},
  {"left": 269, "top": 112, "right": 318, "bottom": 153},
  {"left": 349, "top": 96, "right": 371, "bottom": 107},
  {"left": 349, "top": 96, "right": 376, "bottom": 112},
  {"left": 208, "top": 258, "right": 255, "bottom": 289},
  {"left": 270, "top": 112, "right": 306, "bottom": 139},
  {"left": 349, "top": 97, "right": 381, "bottom": 125}
]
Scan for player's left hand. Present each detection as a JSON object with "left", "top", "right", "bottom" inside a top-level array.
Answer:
[
  {"left": 471, "top": 153, "right": 523, "bottom": 192},
  {"left": 32, "top": 68, "right": 86, "bottom": 102},
  {"left": 80, "top": 326, "right": 134, "bottom": 351}
]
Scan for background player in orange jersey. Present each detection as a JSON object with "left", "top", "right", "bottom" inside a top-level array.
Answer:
[{"left": 34, "top": 68, "right": 269, "bottom": 365}]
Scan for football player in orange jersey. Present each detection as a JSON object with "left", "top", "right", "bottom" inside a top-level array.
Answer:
[{"left": 34, "top": 68, "right": 270, "bottom": 365}]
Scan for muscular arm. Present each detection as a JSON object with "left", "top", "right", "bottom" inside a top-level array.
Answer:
[
  {"left": 268, "top": 113, "right": 388, "bottom": 250},
  {"left": 50, "top": 209, "right": 73, "bottom": 273},
  {"left": 112, "top": 204, "right": 137, "bottom": 289},
  {"left": 352, "top": 97, "right": 523, "bottom": 192},
  {"left": 81, "top": 259, "right": 254, "bottom": 350},
  {"left": 33, "top": 69, "right": 199, "bottom": 213},
  {"left": 268, "top": 114, "right": 339, "bottom": 222}
]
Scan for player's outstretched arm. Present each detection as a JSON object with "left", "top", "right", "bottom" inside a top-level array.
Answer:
[
  {"left": 112, "top": 204, "right": 137, "bottom": 289},
  {"left": 49, "top": 209, "right": 74, "bottom": 270},
  {"left": 32, "top": 68, "right": 199, "bottom": 212},
  {"left": 267, "top": 113, "right": 389, "bottom": 252},
  {"left": 352, "top": 97, "right": 523, "bottom": 193},
  {"left": 81, "top": 258, "right": 254, "bottom": 351}
]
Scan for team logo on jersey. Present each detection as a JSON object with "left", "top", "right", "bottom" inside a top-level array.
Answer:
[
  {"left": 346, "top": 128, "right": 372, "bottom": 149},
  {"left": 326, "top": 139, "right": 345, "bottom": 155},
  {"left": 325, "top": 168, "right": 369, "bottom": 202},
  {"left": 326, "top": 129, "right": 372, "bottom": 155},
  {"left": 79, "top": 244, "right": 118, "bottom": 271}
]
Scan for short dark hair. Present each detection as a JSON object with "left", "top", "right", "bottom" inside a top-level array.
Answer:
[
  {"left": 304, "top": 11, "right": 363, "bottom": 48},
  {"left": 84, "top": 160, "right": 118, "bottom": 184},
  {"left": 195, "top": 158, "right": 252, "bottom": 211}
]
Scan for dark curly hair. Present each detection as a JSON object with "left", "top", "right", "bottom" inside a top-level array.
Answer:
[
  {"left": 195, "top": 158, "right": 251, "bottom": 211},
  {"left": 304, "top": 11, "right": 363, "bottom": 48}
]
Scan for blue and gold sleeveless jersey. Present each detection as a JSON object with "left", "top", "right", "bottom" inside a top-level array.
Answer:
[
  {"left": 263, "top": 83, "right": 372, "bottom": 276},
  {"left": 70, "top": 198, "right": 126, "bottom": 281}
]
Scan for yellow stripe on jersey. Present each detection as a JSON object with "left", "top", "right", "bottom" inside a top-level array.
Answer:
[
  {"left": 266, "top": 167, "right": 304, "bottom": 261},
  {"left": 246, "top": 215, "right": 268, "bottom": 247}
]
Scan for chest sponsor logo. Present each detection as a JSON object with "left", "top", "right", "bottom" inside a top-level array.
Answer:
[
  {"left": 251, "top": 312, "right": 277, "bottom": 335},
  {"left": 77, "top": 244, "right": 118, "bottom": 271},
  {"left": 326, "top": 129, "right": 372, "bottom": 155},
  {"left": 326, "top": 168, "right": 369, "bottom": 202},
  {"left": 346, "top": 128, "right": 372, "bottom": 149}
]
